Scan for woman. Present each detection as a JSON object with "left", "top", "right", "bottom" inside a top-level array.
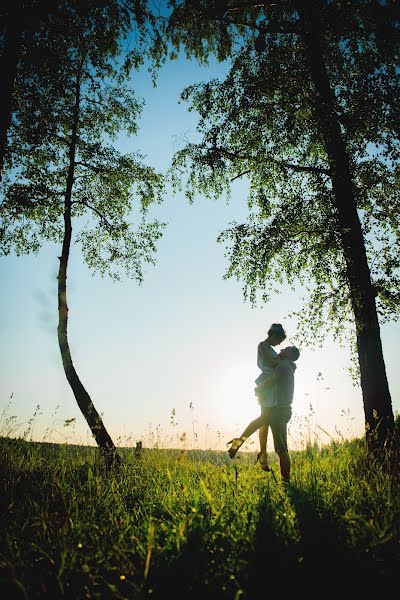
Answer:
[{"left": 227, "top": 323, "right": 286, "bottom": 469}]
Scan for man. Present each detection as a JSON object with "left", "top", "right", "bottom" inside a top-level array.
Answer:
[
  {"left": 254, "top": 323, "right": 287, "bottom": 468},
  {"left": 227, "top": 345, "right": 300, "bottom": 484},
  {"left": 256, "top": 345, "right": 300, "bottom": 482}
]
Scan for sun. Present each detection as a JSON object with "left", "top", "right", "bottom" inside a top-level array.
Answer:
[{"left": 214, "top": 360, "right": 259, "bottom": 433}]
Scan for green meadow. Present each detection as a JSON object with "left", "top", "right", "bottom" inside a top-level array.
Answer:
[{"left": 1, "top": 430, "right": 399, "bottom": 599}]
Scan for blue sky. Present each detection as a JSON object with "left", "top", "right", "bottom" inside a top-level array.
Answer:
[{"left": 1, "top": 52, "right": 399, "bottom": 452}]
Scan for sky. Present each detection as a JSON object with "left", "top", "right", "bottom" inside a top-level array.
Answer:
[{"left": 1, "top": 51, "right": 399, "bottom": 453}]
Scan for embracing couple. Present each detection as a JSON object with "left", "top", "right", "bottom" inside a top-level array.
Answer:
[{"left": 227, "top": 323, "right": 300, "bottom": 483}]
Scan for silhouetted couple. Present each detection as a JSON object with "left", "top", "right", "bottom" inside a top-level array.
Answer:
[{"left": 227, "top": 323, "right": 300, "bottom": 483}]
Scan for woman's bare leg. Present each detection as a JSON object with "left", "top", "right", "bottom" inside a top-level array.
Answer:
[
  {"left": 259, "top": 424, "right": 268, "bottom": 455},
  {"left": 239, "top": 415, "right": 267, "bottom": 440},
  {"left": 257, "top": 411, "right": 271, "bottom": 470},
  {"left": 228, "top": 414, "right": 267, "bottom": 458}
]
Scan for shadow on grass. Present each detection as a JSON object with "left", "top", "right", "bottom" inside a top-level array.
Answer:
[
  {"left": 144, "top": 520, "right": 240, "bottom": 600},
  {"left": 246, "top": 480, "right": 395, "bottom": 595}
]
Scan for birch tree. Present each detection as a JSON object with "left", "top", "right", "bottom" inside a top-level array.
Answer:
[
  {"left": 1, "top": 0, "right": 165, "bottom": 464},
  {"left": 167, "top": 0, "right": 400, "bottom": 451}
]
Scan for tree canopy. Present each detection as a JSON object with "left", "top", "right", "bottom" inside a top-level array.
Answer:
[
  {"left": 0, "top": 0, "right": 166, "bottom": 461},
  {"left": 1, "top": 0, "right": 165, "bottom": 280},
  {"left": 167, "top": 0, "right": 399, "bottom": 448},
  {"left": 169, "top": 0, "right": 400, "bottom": 345}
]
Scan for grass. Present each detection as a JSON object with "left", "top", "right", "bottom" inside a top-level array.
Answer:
[{"left": 0, "top": 435, "right": 399, "bottom": 599}]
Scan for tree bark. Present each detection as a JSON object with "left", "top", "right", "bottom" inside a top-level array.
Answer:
[
  {"left": 0, "top": 0, "right": 23, "bottom": 180},
  {"left": 297, "top": 1, "right": 394, "bottom": 451},
  {"left": 57, "top": 68, "right": 120, "bottom": 467}
]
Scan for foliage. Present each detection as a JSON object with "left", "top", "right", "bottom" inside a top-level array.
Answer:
[
  {"left": 0, "top": 435, "right": 399, "bottom": 598},
  {"left": 168, "top": 0, "right": 400, "bottom": 348},
  {"left": 0, "top": 0, "right": 165, "bottom": 282}
]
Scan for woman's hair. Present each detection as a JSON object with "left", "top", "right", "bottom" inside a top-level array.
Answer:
[{"left": 268, "top": 323, "right": 286, "bottom": 340}]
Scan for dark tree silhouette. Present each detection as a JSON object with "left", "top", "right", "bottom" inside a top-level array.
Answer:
[
  {"left": 167, "top": 0, "right": 399, "bottom": 451},
  {"left": 0, "top": 0, "right": 23, "bottom": 180},
  {"left": 1, "top": 1, "right": 165, "bottom": 465}
]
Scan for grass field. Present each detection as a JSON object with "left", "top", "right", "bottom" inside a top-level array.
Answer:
[{"left": 1, "top": 434, "right": 399, "bottom": 599}]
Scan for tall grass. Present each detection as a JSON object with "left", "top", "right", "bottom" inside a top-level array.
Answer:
[{"left": 1, "top": 433, "right": 399, "bottom": 599}]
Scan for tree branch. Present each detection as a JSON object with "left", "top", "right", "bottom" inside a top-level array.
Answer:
[
  {"left": 74, "top": 161, "right": 117, "bottom": 175},
  {"left": 220, "top": 146, "right": 331, "bottom": 179},
  {"left": 289, "top": 228, "right": 329, "bottom": 239},
  {"left": 72, "top": 199, "right": 117, "bottom": 230},
  {"left": 81, "top": 96, "right": 106, "bottom": 107},
  {"left": 213, "top": 1, "right": 300, "bottom": 34},
  {"left": 276, "top": 161, "right": 331, "bottom": 176},
  {"left": 226, "top": 1, "right": 266, "bottom": 9},
  {"left": 215, "top": 14, "right": 300, "bottom": 34},
  {"left": 231, "top": 169, "right": 251, "bottom": 181}
]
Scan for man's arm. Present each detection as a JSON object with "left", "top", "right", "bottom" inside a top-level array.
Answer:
[
  {"left": 256, "top": 361, "right": 290, "bottom": 393},
  {"left": 256, "top": 370, "right": 279, "bottom": 392}
]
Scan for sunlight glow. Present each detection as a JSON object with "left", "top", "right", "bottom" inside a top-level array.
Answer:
[{"left": 214, "top": 360, "right": 262, "bottom": 435}]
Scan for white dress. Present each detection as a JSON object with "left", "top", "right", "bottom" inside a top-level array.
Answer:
[{"left": 254, "top": 342, "right": 278, "bottom": 408}]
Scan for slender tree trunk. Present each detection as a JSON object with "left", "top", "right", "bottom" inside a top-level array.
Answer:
[
  {"left": 0, "top": 0, "right": 23, "bottom": 180},
  {"left": 297, "top": 2, "right": 394, "bottom": 451},
  {"left": 57, "top": 68, "right": 119, "bottom": 466}
]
